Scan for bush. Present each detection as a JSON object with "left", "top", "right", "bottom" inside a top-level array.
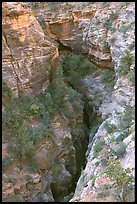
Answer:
[
  {"left": 61, "top": 54, "right": 97, "bottom": 88},
  {"left": 115, "top": 130, "right": 129, "bottom": 143},
  {"left": 103, "top": 20, "right": 112, "bottom": 30},
  {"left": 105, "top": 160, "right": 134, "bottom": 202},
  {"left": 28, "top": 122, "right": 54, "bottom": 143},
  {"left": 93, "top": 139, "right": 105, "bottom": 158},
  {"left": 117, "top": 50, "right": 134, "bottom": 77},
  {"left": 128, "top": 70, "right": 135, "bottom": 86},
  {"left": 111, "top": 142, "right": 127, "bottom": 157},
  {"left": 63, "top": 192, "right": 74, "bottom": 202},
  {"left": 12, "top": 195, "right": 24, "bottom": 202},
  {"left": 105, "top": 122, "right": 117, "bottom": 133},
  {"left": 30, "top": 104, "right": 40, "bottom": 114},
  {"left": 97, "top": 189, "right": 110, "bottom": 198},
  {"left": 27, "top": 162, "right": 39, "bottom": 173},
  {"left": 2, "top": 156, "right": 11, "bottom": 170},
  {"left": 118, "top": 24, "right": 131, "bottom": 33},
  {"left": 109, "top": 11, "right": 118, "bottom": 21},
  {"left": 119, "top": 105, "right": 135, "bottom": 131},
  {"left": 100, "top": 70, "right": 115, "bottom": 84},
  {"left": 8, "top": 176, "right": 17, "bottom": 185},
  {"left": 13, "top": 121, "right": 35, "bottom": 161},
  {"left": 2, "top": 79, "right": 12, "bottom": 99}
]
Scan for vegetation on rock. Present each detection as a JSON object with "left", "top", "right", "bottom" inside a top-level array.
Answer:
[{"left": 105, "top": 160, "right": 134, "bottom": 202}]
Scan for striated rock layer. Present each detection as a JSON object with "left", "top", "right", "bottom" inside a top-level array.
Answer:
[
  {"left": 2, "top": 2, "right": 135, "bottom": 202},
  {"left": 2, "top": 2, "right": 59, "bottom": 97}
]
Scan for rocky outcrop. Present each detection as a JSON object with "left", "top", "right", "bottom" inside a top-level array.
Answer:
[
  {"left": 2, "top": 2, "right": 135, "bottom": 203},
  {"left": 35, "top": 2, "right": 114, "bottom": 68},
  {"left": 69, "top": 2, "right": 135, "bottom": 202},
  {"left": 2, "top": 2, "right": 59, "bottom": 97}
]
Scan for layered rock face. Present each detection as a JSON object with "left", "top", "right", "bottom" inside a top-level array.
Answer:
[
  {"left": 2, "top": 2, "right": 135, "bottom": 202},
  {"left": 2, "top": 2, "right": 59, "bottom": 96}
]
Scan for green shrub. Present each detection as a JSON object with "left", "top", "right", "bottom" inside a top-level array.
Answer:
[
  {"left": 37, "top": 15, "right": 46, "bottom": 29},
  {"left": 30, "top": 104, "right": 40, "bottom": 114},
  {"left": 28, "top": 122, "right": 54, "bottom": 143},
  {"left": 103, "top": 20, "right": 112, "bottom": 30},
  {"left": 119, "top": 105, "right": 135, "bottom": 131},
  {"left": 110, "top": 27, "right": 116, "bottom": 33},
  {"left": 12, "top": 195, "right": 24, "bottom": 202},
  {"left": 105, "top": 160, "right": 134, "bottom": 202},
  {"left": 118, "top": 24, "right": 131, "bottom": 33},
  {"left": 117, "top": 50, "right": 134, "bottom": 77},
  {"left": 105, "top": 122, "right": 117, "bottom": 133},
  {"left": 2, "top": 79, "right": 12, "bottom": 98},
  {"left": 100, "top": 70, "right": 115, "bottom": 84},
  {"left": 128, "top": 70, "right": 135, "bottom": 86},
  {"left": 111, "top": 142, "right": 127, "bottom": 157},
  {"left": 93, "top": 139, "right": 105, "bottom": 158},
  {"left": 25, "top": 175, "right": 33, "bottom": 182},
  {"left": 8, "top": 176, "right": 17, "bottom": 185},
  {"left": 109, "top": 11, "right": 118, "bottom": 21},
  {"left": 63, "top": 192, "right": 74, "bottom": 202},
  {"left": 100, "top": 158, "right": 108, "bottom": 166},
  {"left": 115, "top": 130, "right": 129, "bottom": 143},
  {"left": 14, "top": 121, "right": 35, "bottom": 161},
  {"left": 27, "top": 162, "right": 39, "bottom": 173},
  {"left": 2, "top": 156, "right": 11, "bottom": 170},
  {"left": 97, "top": 189, "right": 110, "bottom": 198},
  {"left": 61, "top": 54, "right": 97, "bottom": 88}
]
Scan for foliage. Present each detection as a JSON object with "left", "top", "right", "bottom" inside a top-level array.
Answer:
[
  {"left": 2, "top": 156, "right": 11, "bottom": 170},
  {"left": 2, "top": 60, "right": 86, "bottom": 166},
  {"left": 100, "top": 70, "right": 115, "bottom": 84},
  {"left": 25, "top": 175, "right": 33, "bottom": 182},
  {"left": 93, "top": 139, "right": 105, "bottom": 158},
  {"left": 2, "top": 79, "right": 12, "bottom": 99},
  {"left": 27, "top": 162, "right": 39, "bottom": 173},
  {"left": 37, "top": 15, "right": 46, "bottom": 29},
  {"left": 118, "top": 23, "right": 131, "bottom": 33},
  {"left": 127, "top": 70, "right": 135, "bottom": 86},
  {"left": 117, "top": 50, "right": 134, "bottom": 77},
  {"left": 8, "top": 176, "right": 17, "bottom": 185},
  {"left": 105, "top": 160, "right": 134, "bottom": 202},
  {"left": 100, "top": 158, "right": 108, "bottom": 166},
  {"left": 119, "top": 105, "right": 135, "bottom": 131},
  {"left": 90, "top": 175, "right": 97, "bottom": 186},
  {"left": 109, "top": 11, "right": 118, "bottom": 22},
  {"left": 12, "top": 195, "right": 24, "bottom": 202},
  {"left": 63, "top": 192, "right": 74, "bottom": 202},
  {"left": 115, "top": 130, "right": 129, "bottom": 143},
  {"left": 48, "top": 2, "right": 61, "bottom": 11},
  {"left": 97, "top": 189, "right": 110, "bottom": 198},
  {"left": 61, "top": 54, "right": 97, "bottom": 88},
  {"left": 28, "top": 122, "right": 54, "bottom": 143},
  {"left": 48, "top": 65, "right": 84, "bottom": 120},
  {"left": 103, "top": 3, "right": 128, "bottom": 31},
  {"left": 30, "top": 104, "right": 40, "bottom": 114},
  {"left": 103, "top": 20, "right": 112, "bottom": 30},
  {"left": 13, "top": 120, "right": 35, "bottom": 161},
  {"left": 111, "top": 142, "right": 127, "bottom": 158},
  {"left": 105, "top": 122, "right": 117, "bottom": 133}
]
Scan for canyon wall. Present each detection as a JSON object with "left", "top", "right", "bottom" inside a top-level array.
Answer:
[{"left": 2, "top": 2, "right": 135, "bottom": 202}]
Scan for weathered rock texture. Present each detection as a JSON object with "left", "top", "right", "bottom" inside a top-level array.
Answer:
[
  {"left": 2, "top": 2, "right": 59, "bottom": 96},
  {"left": 2, "top": 2, "right": 135, "bottom": 202}
]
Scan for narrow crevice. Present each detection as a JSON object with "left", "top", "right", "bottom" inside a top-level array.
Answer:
[
  {"left": 50, "top": 42, "right": 103, "bottom": 201},
  {"left": 55, "top": 39, "right": 72, "bottom": 52}
]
